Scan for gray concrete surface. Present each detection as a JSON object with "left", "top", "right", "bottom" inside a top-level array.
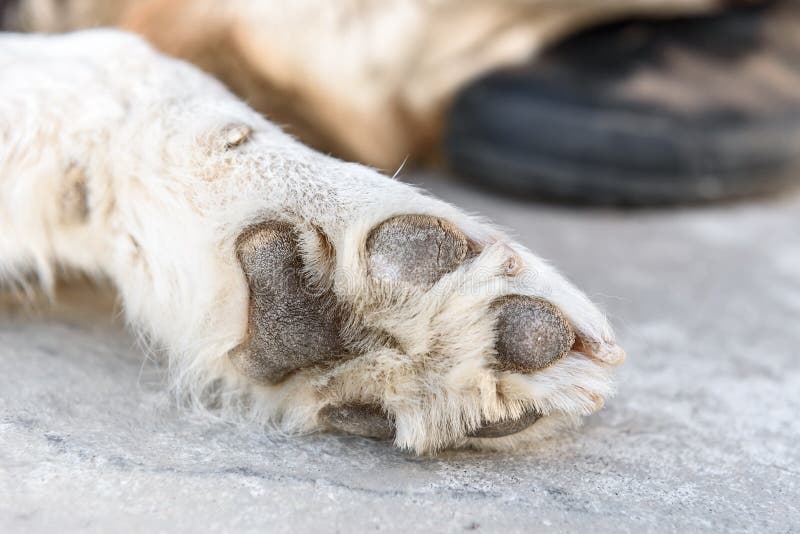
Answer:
[{"left": 1, "top": 173, "right": 798, "bottom": 533}]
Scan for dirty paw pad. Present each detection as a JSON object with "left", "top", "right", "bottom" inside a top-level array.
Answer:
[
  {"left": 228, "top": 222, "right": 345, "bottom": 383},
  {"left": 366, "top": 214, "right": 470, "bottom": 287},
  {"left": 319, "top": 403, "right": 396, "bottom": 440},
  {"left": 493, "top": 295, "right": 575, "bottom": 372}
]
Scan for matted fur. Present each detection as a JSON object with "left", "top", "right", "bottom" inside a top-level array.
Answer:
[{"left": 0, "top": 30, "right": 622, "bottom": 453}]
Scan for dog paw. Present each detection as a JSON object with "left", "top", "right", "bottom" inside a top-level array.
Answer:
[
  {"left": 226, "top": 212, "right": 624, "bottom": 453},
  {"left": 0, "top": 29, "right": 622, "bottom": 454}
]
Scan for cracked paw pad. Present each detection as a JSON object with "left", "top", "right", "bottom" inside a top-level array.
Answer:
[{"left": 366, "top": 215, "right": 470, "bottom": 287}]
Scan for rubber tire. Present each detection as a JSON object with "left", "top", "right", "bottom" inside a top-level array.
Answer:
[{"left": 445, "top": 1, "right": 800, "bottom": 205}]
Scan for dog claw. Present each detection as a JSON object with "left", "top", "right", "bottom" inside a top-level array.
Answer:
[{"left": 468, "top": 407, "right": 542, "bottom": 438}]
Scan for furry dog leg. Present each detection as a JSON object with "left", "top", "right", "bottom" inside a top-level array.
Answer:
[{"left": 0, "top": 30, "right": 623, "bottom": 453}]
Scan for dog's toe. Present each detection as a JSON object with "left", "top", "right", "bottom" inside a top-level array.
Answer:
[
  {"left": 493, "top": 295, "right": 575, "bottom": 373},
  {"left": 468, "top": 407, "right": 543, "bottom": 438},
  {"left": 319, "top": 403, "right": 396, "bottom": 440},
  {"left": 366, "top": 214, "right": 470, "bottom": 287}
]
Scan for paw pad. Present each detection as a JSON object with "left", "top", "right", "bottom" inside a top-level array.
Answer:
[
  {"left": 228, "top": 222, "right": 345, "bottom": 384},
  {"left": 493, "top": 295, "right": 575, "bottom": 372},
  {"left": 318, "top": 403, "right": 395, "bottom": 440},
  {"left": 222, "top": 123, "right": 252, "bottom": 149},
  {"left": 366, "top": 215, "right": 470, "bottom": 287}
]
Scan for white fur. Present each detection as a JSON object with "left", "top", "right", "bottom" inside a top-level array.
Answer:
[{"left": 0, "top": 30, "right": 622, "bottom": 453}]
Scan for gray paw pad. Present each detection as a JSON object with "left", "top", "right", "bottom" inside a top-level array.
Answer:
[
  {"left": 493, "top": 295, "right": 575, "bottom": 372},
  {"left": 467, "top": 407, "right": 542, "bottom": 438},
  {"left": 366, "top": 215, "right": 470, "bottom": 287},
  {"left": 318, "top": 403, "right": 396, "bottom": 440},
  {"left": 228, "top": 222, "right": 344, "bottom": 384}
]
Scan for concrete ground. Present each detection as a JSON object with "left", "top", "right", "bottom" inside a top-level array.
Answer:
[{"left": 1, "top": 173, "right": 798, "bottom": 533}]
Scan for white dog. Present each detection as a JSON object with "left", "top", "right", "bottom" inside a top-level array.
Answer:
[{"left": 0, "top": 30, "right": 624, "bottom": 453}]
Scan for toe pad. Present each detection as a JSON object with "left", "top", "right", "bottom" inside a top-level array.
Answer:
[
  {"left": 319, "top": 403, "right": 396, "bottom": 440},
  {"left": 366, "top": 215, "right": 470, "bottom": 287},
  {"left": 493, "top": 295, "right": 575, "bottom": 372},
  {"left": 468, "top": 407, "right": 542, "bottom": 438}
]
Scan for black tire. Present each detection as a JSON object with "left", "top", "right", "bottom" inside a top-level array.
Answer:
[
  {"left": 445, "top": 0, "right": 800, "bottom": 205},
  {"left": 0, "top": 0, "right": 17, "bottom": 30}
]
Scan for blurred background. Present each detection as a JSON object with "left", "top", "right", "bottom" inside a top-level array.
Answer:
[{"left": 3, "top": 0, "right": 799, "bottom": 205}]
